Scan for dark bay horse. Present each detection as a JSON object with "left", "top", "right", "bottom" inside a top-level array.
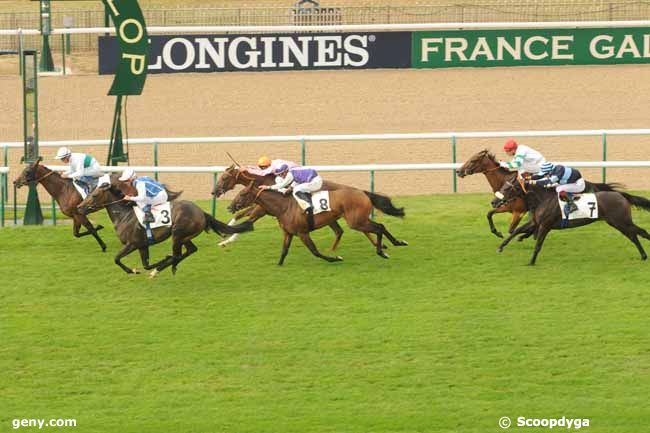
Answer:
[
  {"left": 13, "top": 158, "right": 107, "bottom": 251},
  {"left": 230, "top": 182, "right": 407, "bottom": 264},
  {"left": 493, "top": 179, "right": 650, "bottom": 265},
  {"left": 77, "top": 181, "right": 253, "bottom": 277},
  {"left": 457, "top": 150, "right": 617, "bottom": 239},
  {"left": 213, "top": 165, "right": 360, "bottom": 251}
]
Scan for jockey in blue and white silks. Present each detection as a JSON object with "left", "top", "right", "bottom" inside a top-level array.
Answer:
[
  {"left": 119, "top": 168, "right": 168, "bottom": 223},
  {"left": 530, "top": 162, "right": 585, "bottom": 215},
  {"left": 55, "top": 146, "right": 103, "bottom": 194},
  {"left": 260, "top": 164, "right": 323, "bottom": 212}
]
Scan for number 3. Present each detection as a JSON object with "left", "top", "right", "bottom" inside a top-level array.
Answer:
[{"left": 161, "top": 209, "right": 170, "bottom": 224}]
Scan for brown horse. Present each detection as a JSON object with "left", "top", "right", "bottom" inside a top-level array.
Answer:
[
  {"left": 230, "top": 182, "right": 407, "bottom": 264},
  {"left": 77, "top": 180, "right": 253, "bottom": 277},
  {"left": 493, "top": 179, "right": 650, "bottom": 265},
  {"left": 212, "top": 165, "right": 349, "bottom": 251},
  {"left": 456, "top": 150, "right": 529, "bottom": 238},
  {"left": 13, "top": 158, "right": 107, "bottom": 251}
]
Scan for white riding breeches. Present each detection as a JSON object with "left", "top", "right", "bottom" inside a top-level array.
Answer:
[
  {"left": 73, "top": 162, "right": 103, "bottom": 180},
  {"left": 135, "top": 190, "right": 168, "bottom": 209},
  {"left": 293, "top": 176, "right": 323, "bottom": 194},
  {"left": 556, "top": 178, "right": 585, "bottom": 194}
]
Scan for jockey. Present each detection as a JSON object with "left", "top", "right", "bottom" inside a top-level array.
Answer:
[
  {"left": 55, "top": 146, "right": 103, "bottom": 194},
  {"left": 259, "top": 164, "right": 323, "bottom": 212},
  {"left": 530, "top": 162, "right": 585, "bottom": 215},
  {"left": 253, "top": 156, "right": 298, "bottom": 177},
  {"left": 499, "top": 139, "right": 546, "bottom": 176},
  {"left": 118, "top": 168, "right": 168, "bottom": 223}
]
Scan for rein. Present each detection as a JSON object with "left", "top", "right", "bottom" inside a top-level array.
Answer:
[
  {"left": 32, "top": 170, "right": 55, "bottom": 184},
  {"left": 84, "top": 197, "right": 126, "bottom": 212},
  {"left": 236, "top": 169, "right": 257, "bottom": 182}
]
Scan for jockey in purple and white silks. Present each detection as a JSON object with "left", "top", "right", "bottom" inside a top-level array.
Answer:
[
  {"left": 260, "top": 164, "right": 323, "bottom": 212},
  {"left": 119, "top": 168, "right": 168, "bottom": 223}
]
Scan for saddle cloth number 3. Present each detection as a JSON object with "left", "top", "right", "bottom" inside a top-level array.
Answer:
[{"left": 134, "top": 202, "right": 173, "bottom": 228}]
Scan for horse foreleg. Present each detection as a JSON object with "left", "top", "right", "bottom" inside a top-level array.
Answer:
[
  {"left": 497, "top": 220, "right": 536, "bottom": 253},
  {"left": 508, "top": 211, "right": 525, "bottom": 234},
  {"left": 297, "top": 232, "right": 343, "bottom": 263},
  {"left": 329, "top": 221, "right": 344, "bottom": 251},
  {"left": 487, "top": 207, "right": 507, "bottom": 238},
  {"left": 529, "top": 225, "right": 552, "bottom": 266},
  {"left": 114, "top": 243, "right": 140, "bottom": 274},
  {"left": 79, "top": 215, "right": 107, "bottom": 252},
  {"left": 278, "top": 231, "right": 294, "bottom": 265},
  {"left": 220, "top": 206, "right": 264, "bottom": 247}
]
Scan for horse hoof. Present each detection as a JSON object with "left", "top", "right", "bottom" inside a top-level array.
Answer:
[
  {"left": 96, "top": 225, "right": 104, "bottom": 230},
  {"left": 172, "top": 267, "right": 177, "bottom": 275},
  {"left": 493, "top": 231, "right": 504, "bottom": 238},
  {"left": 218, "top": 241, "right": 229, "bottom": 248},
  {"left": 336, "top": 256, "right": 343, "bottom": 261},
  {"left": 131, "top": 268, "right": 140, "bottom": 274},
  {"left": 379, "top": 252, "right": 390, "bottom": 259},
  {"left": 496, "top": 248, "right": 503, "bottom": 254},
  {"left": 149, "top": 269, "right": 159, "bottom": 279}
]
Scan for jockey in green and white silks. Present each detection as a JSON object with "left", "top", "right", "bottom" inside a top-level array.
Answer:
[
  {"left": 499, "top": 139, "right": 546, "bottom": 175},
  {"left": 55, "top": 146, "right": 103, "bottom": 194},
  {"left": 118, "top": 168, "right": 168, "bottom": 223}
]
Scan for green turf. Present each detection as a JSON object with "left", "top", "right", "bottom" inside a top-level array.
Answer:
[{"left": 1, "top": 194, "right": 649, "bottom": 433}]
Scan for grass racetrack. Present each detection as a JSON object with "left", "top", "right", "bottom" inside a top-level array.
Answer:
[{"left": 2, "top": 194, "right": 649, "bottom": 433}]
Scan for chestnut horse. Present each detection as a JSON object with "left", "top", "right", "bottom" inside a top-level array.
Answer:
[
  {"left": 14, "top": 158, "right": 107, "bottom": 251},
  {"left": 230, "top": 182, "right": 407, "bottom": 264},
  {"left": 213, "top": 165, "right": 370, "bottom": 251}
]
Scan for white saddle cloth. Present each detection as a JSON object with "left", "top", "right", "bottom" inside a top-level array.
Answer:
[{"left": 133, "top": 202, "right": 172, "bottom": 228}]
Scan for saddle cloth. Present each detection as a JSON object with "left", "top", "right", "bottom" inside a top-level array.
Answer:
[
  {"left": 310, "top": 191, "right": 331, "bottom": 215},
  {"left": 72, "top": 177, "right": 100, "bottom": 199},
  {"left": 559, "top": 193, "right": 598, "bottom": 220},
  {"left": 133, "top": 202, "right": 172, "bottom": 228}
]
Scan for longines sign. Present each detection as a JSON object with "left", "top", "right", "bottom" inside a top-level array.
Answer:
[
  {"left": 99, "top": 27, "right": 650, "bottom": 74},
  {"left": 99, "top": 32, "right": 411, "bottom": 74}
]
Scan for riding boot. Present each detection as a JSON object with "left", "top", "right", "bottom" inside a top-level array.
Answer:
[
  {"left": 295, "top": 191, "right": 313, "bottom": 213},
  {"left": 564, "top": 193, "right": 578, "bottom": 214},
  {"left": 143, "top": 205, "right": 155, "bottom": 223}
]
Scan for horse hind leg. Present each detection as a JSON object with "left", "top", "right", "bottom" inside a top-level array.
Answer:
[
  {"left": 171, "top": 240, "right": 198, "bottom": 275},
  {"left": 608, "top": 222, "right": 648, "bottom": 260},
  {"left": 329, "top": 221, "right": 344, "bottom": 251},
  {"left": 377, "top": 222, "right": 408, "bottom": 247},
  {"left": 298, "top": 233, "right": 343, "bottom": 263}
]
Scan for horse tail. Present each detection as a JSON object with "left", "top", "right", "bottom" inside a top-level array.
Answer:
[
  {"left": 364, "top": 191, "right": 405, "bottom": 218},
  {"left": 619, "top": 192, "right": 650, "bottom": 212},
  {"left": 589, "top": 182, "right": 623, "bottom": 192},
  {"left": 203, "top": 212, "right": 254, "bottom": 236}
]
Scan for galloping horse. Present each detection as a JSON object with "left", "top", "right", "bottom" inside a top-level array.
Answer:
[
  {"left": 77, "top": 180, "right": 253, "bottom": 277},
  {"left": 457, "top": 150, "right": 617, "bottom": 239},
  {"left": 14, "top": 158, "right": 107, "bottom": 251},
  {"left": 493, "top": 179, "right": 650, "bottom": 265},
  {"left": 213, "top": 165, "right": 360, "bottom": 251},
  {"left": 230, "top": 182, "right": 407, "bottom": 264}
]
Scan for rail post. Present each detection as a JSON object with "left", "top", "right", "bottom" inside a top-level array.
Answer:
[
  {"left": 3, "top": 145, "right": 7, "bottom": 201},
  {"left": 18, "top": 29, "right": 24, "bottom": 76},
  {"left": 51, "top": 197, "right": 56, "bottom": 225},
  {"left": 153, "top": 141, "right": 159, "bottom": 181},
  {"left": 1, "top": 172, "right": 5, "bottom": 227},
  {"left": 211, "top": 172, "right": 218, "bottom": 217},
  {"left": 370, "top": 169, "right": 375, "bottom": 219},
  {"left": 300, "top": 138, "right": 306, "bottom": 165},
  {"left": 13, "top": 183, "right": 17, "bottom": 225},
  {"left": 602, "top": 132, "right": 607, "bottom": 183},
  {"left": 452, "top": 135, "right": 458, "bottom": 193},
  {"left": 61, "top": 34, "right": 66, "bottom": 76}
]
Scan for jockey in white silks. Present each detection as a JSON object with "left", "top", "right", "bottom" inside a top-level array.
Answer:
[
  {"left": 499, "top": 139, "right": 546, "bottom": 175},
  {"left": 260, "top": 164, "right": 323, "bottom": 212},
  {"left": 118, "top": 168, "right": 168, "bottom": 223},
  {"left": 55, "top": 146, "right": 103, "bottom": 195}
]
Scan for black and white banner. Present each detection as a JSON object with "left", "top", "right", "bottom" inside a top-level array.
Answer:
[{"left": 99, "top": 32, "right": 411, "bottom": 74}]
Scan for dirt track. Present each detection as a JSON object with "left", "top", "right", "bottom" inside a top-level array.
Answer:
[{"left": 2, "top": 64, "right": 650, "bottom": 201}]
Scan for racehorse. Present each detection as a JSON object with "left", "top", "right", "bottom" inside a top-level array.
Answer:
[
  {"left": 230, "top": 181, "right": 407, "bottom": 264},
  {"left": 493, "top": 179, "right": 650, "bottom": 265},
  {"left": 213, "top": 165, "right": 375, "bottom": 251},
  {"left": 456, "top": 149, "right": 618, "bottom": 239},
  {"left": 77, "top": 179, "right": 253, "bottom": 277},
  {"left": 13, "top": 158, "right": 107, "bottom": 251}
]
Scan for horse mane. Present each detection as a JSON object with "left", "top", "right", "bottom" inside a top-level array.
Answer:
[{"left": 481, "top": 149, "right": 498, "bottom": 164}]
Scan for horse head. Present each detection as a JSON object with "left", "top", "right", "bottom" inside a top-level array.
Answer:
[
  {"left": 77, "top": 181, "right": 118, "bottom": 215},
  {"left": 13, "top": 157, "right": 44, "bottom": 188},
  {"left": 213, "top": 165, "right": 240, "bottom": 197},
  {"left": 227, "top": 181, "right": 257, "bottom": 214},
  {"left": 491, "top": 178, "right": 525, "bottom": 209},
  {"left": 456, "top": 149, "right": 498, "bottom": 178}
]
